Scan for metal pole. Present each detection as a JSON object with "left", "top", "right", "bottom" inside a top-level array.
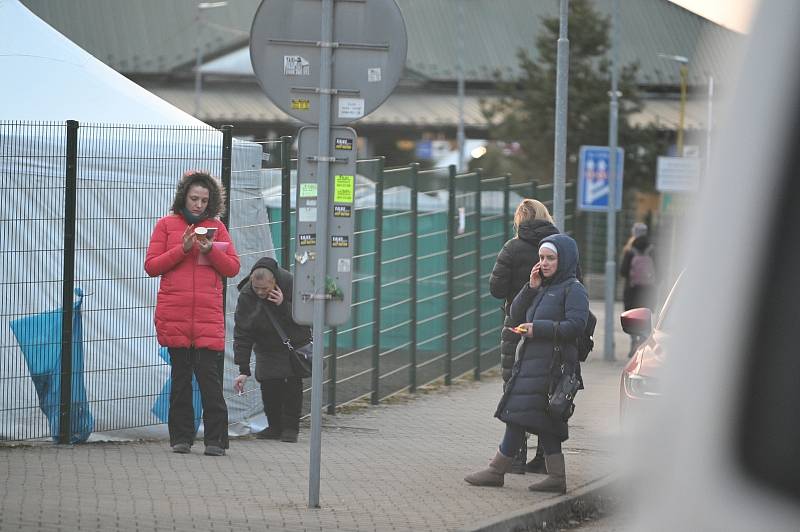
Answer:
[
  {"left": 326, "top": 327, "right": 337, "bottom": 415},
  {"left": 309, "top": 0, "right": 334, "bottom": 509},
  {"left": 445, "top": 165, "right": 456, "bottom": 386},
  {"left": 603, "top": 0, "right": 619, "bottom": 361},
  {"left": 409, "top": 163, "right": 419, "bottom": 393},
  {"left": 219, "top": 124, "right": 233, "bottom": 380},
  {"left": 552, "top": 0, "right": 570, "bottom": 230},
  {"left": 677, "top": 64, "right": 688, "bottom": 156},
  {"left": 194, "top": 7, "right": 202, "bottom": 116},
  {"left": 59, "top": 120, "right": 79, "bottom": 445},
  {"left": 371, "top": 158, "right": 385, "bottom": 405},
  {"left": 705, "top": 75, "right": 714, "bottom": 181},
  {"left": 473, "top": 170, "right": 482, "bottom": 380},
  {"left": 456, "top": 0, "right": 466, "bottom": 172},
  {"left": 503, "top": 173, "right": 511, "bottom": 244},
  {"left": 280, "top": 135, "right": 292, "bottom": 270}
]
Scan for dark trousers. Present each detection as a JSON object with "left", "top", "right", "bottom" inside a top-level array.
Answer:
[
  {"left": 259, "top": 377, "right": 303, "bottom": 432},
  {"left": 500, "top": 423, "right": 561, "bottom": 457},
  {"left": 168, "top": 347, "right": 229, "bottom": 448}
]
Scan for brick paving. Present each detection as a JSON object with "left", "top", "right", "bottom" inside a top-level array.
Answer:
[{"left": 0, "top": 302, "right": 628, "bottom": 531}]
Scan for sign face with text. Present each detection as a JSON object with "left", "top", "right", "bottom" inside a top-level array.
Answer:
[
  {"left": 250, "top": 0, "right": 407, "bottom": 126},
  {"left": 577, "top": 146, "right": 624, "bottom": 212},
  {"left": 656, "top": 156, "right": 700, "bottom": 192},
  {"left": 292, "top": 126, "right": 357, "bottom": 326}
]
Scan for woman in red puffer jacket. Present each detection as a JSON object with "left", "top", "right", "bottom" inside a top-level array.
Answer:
[{"left": 145, "top": 171, "right": 240, "bottom": 457}]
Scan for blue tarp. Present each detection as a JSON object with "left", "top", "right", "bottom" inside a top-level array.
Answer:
[
  {"left": 9, "top": 289, "right": 94, "bottom": 443},
  {"left": 151, "top": 347, "right": 203, "bottom": 433}
]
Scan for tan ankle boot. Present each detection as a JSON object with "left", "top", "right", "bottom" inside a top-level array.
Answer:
[
  {"left": 464, "top": 450, "right": 513, "bottom": 487},
  {"left": 527, "top": 453, "right": 566, "bottom": 494}
]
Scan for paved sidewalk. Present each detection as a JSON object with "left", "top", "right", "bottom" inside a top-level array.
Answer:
[{"left": 0, "top": 302, "right": 629, "bottom": 531}]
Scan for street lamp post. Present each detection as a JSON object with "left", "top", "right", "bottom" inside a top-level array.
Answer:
[
  {"left": 657, "top": 53, "right": 689, "bottom": 286},
  {"left": 456, "top": 0, "right": 466, "bottom": 171},
  {"left": 194, "top": 2, "right": 228, "bottom": 117},
  {"left": 552, "top": 0, "right": 570, "bottom": 229},
  {"left": 603, "top": 0, "right": 620, "bottom": 361},
  {"left": 658, "top": 53, "right": 689, "bottom": 156}
]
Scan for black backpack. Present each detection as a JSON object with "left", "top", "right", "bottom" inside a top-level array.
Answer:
[{"left": 564, "top": 282, "right": 596, "bottom": 362}]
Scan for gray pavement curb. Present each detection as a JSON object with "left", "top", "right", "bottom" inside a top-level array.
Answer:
[{"left": 460, "top": 473, "right": 621, "bottom": 532}]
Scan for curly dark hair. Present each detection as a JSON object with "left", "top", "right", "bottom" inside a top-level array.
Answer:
[{"left": 170, "top": 171, "right": 226, "bottom": 218}]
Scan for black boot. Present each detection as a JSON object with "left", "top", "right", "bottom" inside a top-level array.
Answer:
[
  {"left": 525, "top": 446, "right": 547, "bottom": 474},
  {"left": 510, "top": 441, "right": 528, "bottom": 474}
]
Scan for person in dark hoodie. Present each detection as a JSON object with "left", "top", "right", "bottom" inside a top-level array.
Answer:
[
  {"left": 488, "top": 199, "right": 558, "bottom": 474},
  {"left": 232, "top": 257, "right": 312, "bottom": 443},
  {"left": 466, "top": 234, "right": 589, "bottom": 494},
  {"left": 619, "top": 222, "right": 657, "bottom": 357}
]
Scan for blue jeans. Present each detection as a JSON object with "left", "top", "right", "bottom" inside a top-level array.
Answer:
[{"left": 499, "top": 423, "right": 561, "bottom": 457}]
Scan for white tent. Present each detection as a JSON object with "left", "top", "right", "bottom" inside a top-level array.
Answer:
[
  {"left": 0, "top": 0, "right": 271, "bottom": 441},
  {"left": 0, "top": 0, "right": 209, "bottom": 124}
]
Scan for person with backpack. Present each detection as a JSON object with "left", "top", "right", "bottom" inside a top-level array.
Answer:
[
  {"left": 465, "top": 234, "right": 589, "bottom": 494},
  {"left": 620, "top": 222, "right": 657, "bottom": 357},
  {"left": 488, "top": 199, "right": 559, "bottom": 475}
]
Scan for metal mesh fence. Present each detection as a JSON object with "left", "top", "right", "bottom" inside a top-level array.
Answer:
[
  {"left": 1, "top": 121, "right": 68, "bottom": 441},
  {"left": 1, "top": 120, "right": 581, "bottom": 441}
]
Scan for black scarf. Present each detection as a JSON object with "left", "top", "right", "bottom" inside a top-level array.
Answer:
[{"left": 181, "top": 208, "right": 208, "bottom": 225}]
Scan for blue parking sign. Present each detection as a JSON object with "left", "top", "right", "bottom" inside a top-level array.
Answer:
[{"left": 577, "top": 146, "right": 624, "bottom": 212}]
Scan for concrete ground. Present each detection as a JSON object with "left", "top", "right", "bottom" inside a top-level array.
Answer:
[{"left": 0, "top": 301, "right": 630, "bottom": 531}]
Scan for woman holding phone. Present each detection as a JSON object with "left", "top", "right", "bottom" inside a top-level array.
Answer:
[
  {"left": 465, "top": 234, "right": 588, "bottom": 494},
  {"left": 145, "top": 170, "right": 240, "bottom": 456},
  {"left": 488, "top": 199, "right": 559, "bottom": 473}
]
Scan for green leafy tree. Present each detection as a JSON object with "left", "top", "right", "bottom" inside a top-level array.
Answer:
[{"left": 478, "top": 0, "right": 665, "bottom": 193}]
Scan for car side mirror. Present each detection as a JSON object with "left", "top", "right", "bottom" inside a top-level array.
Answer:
[{"left": 620, "top": 308, "right": 653, "bottom": 337}]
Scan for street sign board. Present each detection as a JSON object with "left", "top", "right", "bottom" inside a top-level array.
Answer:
[
  {"left": 577, "top": 146, "right": 624, "bottom": 212},
  {"left": 250, "top": 0, "right": 407, "bottom": 125},
  {"left": 292, "top": 126, "right": 357, "bottom": 327},
  {"left": 656, "top": 156, "right": 700, "bottom": 192}
]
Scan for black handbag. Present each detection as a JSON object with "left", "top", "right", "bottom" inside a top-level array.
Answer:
[
  {"left": 547, "top": 323, "right": 581, "bottom": 421},
  {"left": 548, "top": 366, "right": 580, "bottom": 421},
  {"left": 262, "top": 304, "right": 313, "bottom": 379}
]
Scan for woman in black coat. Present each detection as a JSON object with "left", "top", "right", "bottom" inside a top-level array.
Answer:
[
  {"left": 465, "top": 234, "right": 589, "bottom": 494},
  {"left": 232, "top": 257, "right": 312, "bottom": 443},
  {"left": 489, "top": 199, "right": 558, "bottom": 473}
]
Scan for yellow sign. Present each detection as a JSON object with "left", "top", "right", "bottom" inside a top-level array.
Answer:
[
  {"left": 291, "top": 98, "right": 310, "bottom": 110},
  {"left": 334, "top": 175, "right": 354, "bottom": 204}
]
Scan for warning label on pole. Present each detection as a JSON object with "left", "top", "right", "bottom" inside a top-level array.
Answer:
[
  {"left": 333, "top": 205, "right": 352, "bottom": 217},
  {"left": 299, "top": 233, "right": 317, "bottom": 246},
  {"left": 333, "top": 175, "right": 355, "bottom": 203},
  {"left": 331, "top": 235, "right": 350, "bottom": 248}
]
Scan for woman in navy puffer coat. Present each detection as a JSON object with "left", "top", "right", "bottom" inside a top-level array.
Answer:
[{"left": 465, "top": 234, "right": 588, "bottom": 494}]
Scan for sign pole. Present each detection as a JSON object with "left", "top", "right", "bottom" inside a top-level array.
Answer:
[
  {"left": 604, "top": 0, "right": 619, "bottom": 361},
  {"left": 249, "top": 0, "right": 407, "bottom": 510},
  {"left": 308, "top": 0, "right": 334, "bottom": 508}
]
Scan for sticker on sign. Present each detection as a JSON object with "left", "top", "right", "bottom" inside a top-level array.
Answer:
[
  {"left": 338, "top": 98, "right": 365, "bottom": 119},
  {"left": 656, "top": 156, "right": 700, "bottom": 192},
  {"left": 284, "top": 55, "right": 310, "bottom": 76}
]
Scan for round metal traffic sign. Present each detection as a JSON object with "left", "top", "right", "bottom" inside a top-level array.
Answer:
[{"left": 249, "top": 0, "right": 407, "bottom": 125}]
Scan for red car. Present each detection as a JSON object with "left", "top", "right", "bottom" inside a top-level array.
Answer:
[{"left": 618, "top": 272, "right": 683, "bottom": 427}]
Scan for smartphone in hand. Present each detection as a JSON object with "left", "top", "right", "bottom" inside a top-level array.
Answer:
[{"left": 204, "top": 227, "right": 217, "bottom": 240}]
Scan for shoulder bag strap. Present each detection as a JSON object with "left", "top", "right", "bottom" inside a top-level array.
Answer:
[
  {"left": 553, "top": 281, "right": 578, "bottom": 368},
  {"left": 261, "top": 302, "right": 295, "bottom": 351}
]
